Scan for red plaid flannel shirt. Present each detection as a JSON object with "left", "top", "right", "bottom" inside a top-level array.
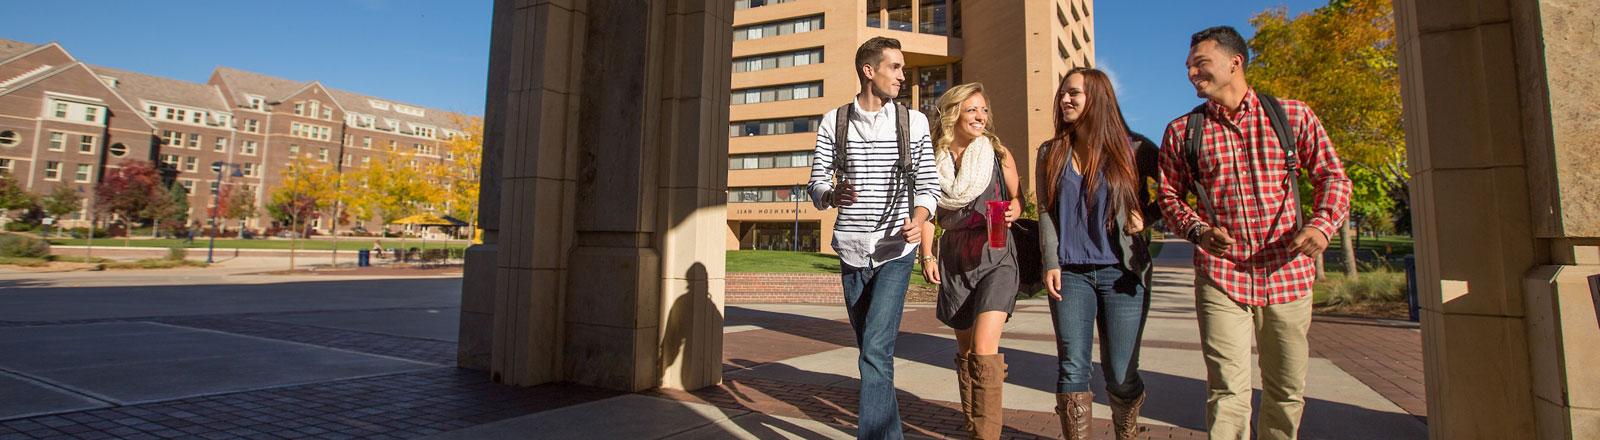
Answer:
[{"left": 1157, "top": 90, "right": 1352, "bottom": 306}]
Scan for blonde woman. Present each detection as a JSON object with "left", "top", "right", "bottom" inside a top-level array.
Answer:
[{"left": 918, "top": 82, "right": 1021, "bottom": 439}]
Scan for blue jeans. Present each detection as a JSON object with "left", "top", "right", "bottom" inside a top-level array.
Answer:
[
  {"left": 840, "top": 252, "right": 914, "bottom": 440},
  {"left": 1049, "top": 264, "right": 1149, "bottom": 399}
]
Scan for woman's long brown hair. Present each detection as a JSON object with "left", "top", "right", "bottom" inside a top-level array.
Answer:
[{"left": 1042, "top": 68, "right": 1138, "bottom": 222}]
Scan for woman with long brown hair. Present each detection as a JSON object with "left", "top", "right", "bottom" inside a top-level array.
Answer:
[
  {"left": 917, "top": 82, "right": 1021, "bottom": 439},
  {"left": 1036, "top": 67, "right": 1160, "bottom": 440}
]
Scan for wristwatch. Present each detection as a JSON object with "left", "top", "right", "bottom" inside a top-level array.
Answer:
[{"left": 1186, "top": 224, "right": 1210, "bottom": 244}]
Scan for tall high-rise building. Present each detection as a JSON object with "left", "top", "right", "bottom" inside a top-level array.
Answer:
[{"left": 726, "top": 0, "right": 1095, "bottom": 254}]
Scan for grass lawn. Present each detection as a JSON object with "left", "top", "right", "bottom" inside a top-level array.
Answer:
[{"left": 46, "top": 238, "right": 468, "bottom": 251}]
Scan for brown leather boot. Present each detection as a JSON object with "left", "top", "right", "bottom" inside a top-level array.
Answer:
[
  {"left": 970, "top": 353, "right": 1007, "bottom": 439},
  {"left": 954, "top": 353, "right": 975, "bottom": 434},
  {"left": 1055, "top": 391, "right": 1092, "bottom": 440},
  {"left": 1110, "top": 392, "right": 1146, "bottom": 440}
]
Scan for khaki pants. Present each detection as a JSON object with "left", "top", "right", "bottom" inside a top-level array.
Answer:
[{"left": 1195, "top": 274, "right": 1311, "bottom": 440}]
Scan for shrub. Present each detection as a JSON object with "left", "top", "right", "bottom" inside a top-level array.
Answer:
[
  {"left": 3, "top": 222, "right": 35, "bottom": 232},
  {"left": 1318, "top": 266, "right": 1406, "bottom": 305},
  {"left": 0, "top": 233, "right": 50, "bottom": 258},
  {"left": 165, "top": 246, "right": 188, "bottom": 261},
  {"left": 68, "top": 227, "right": 111, "bottom": 239}
]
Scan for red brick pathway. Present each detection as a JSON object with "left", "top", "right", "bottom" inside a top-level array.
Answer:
[
  {"left": 727, "top": 273, "right": 842, "bottom": 304},
  {"left": 1309, "top": 317, "right": 1427, "bottom": 421}
]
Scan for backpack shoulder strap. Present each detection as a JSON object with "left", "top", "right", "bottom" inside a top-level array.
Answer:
[
  {"left": 1183, "top": 104, "right": 1213, "bottom": 218},
  {"left": 895, "top": 103, "right": 911, "bottom": 173},
  {"left": 1257, "top": 94, "right": 1304, "bottom": 229},
  {"left": 833, "top": 103, "right": 852, "bottom": 181}
]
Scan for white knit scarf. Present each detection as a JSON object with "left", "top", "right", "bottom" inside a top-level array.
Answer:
[{"left": 936, "top": 135, "right": 995, "bottom": 210}]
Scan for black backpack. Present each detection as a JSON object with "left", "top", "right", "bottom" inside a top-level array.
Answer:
[
  {"left": 832, "top": 102, "right": 915, "bottom": 230},
  {"left": 1182, "top": 94, "right": 1303, "bottom": 229}
]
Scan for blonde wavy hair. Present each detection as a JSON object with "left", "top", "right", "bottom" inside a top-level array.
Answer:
[{"left": 933, "top": 82, "right": 1007, "bottom": 157}]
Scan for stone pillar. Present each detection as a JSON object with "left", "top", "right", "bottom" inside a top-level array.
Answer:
[
  {"left": 455, "top": 0, "right": 514, "bottom": 372},
  {"left": 1396, "top": 0, "right": 1600, "bottom": 438},
  {"left": 462, "top": 0, "right": 732, "bottom": 393}
]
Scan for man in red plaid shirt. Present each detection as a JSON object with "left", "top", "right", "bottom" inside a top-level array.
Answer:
[{"left": 1156, "top": 26, "right": 1352, "bottom": 440}]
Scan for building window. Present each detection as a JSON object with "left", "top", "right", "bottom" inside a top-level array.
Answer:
[
  {"left": 43, "top": 161, "right": 61, "bottom": 180},
  {"left": 187, "top": 133, "right": 201, "bottom": 149},
  {"left": 109, "top": 143, "right": 127, "bottom": 157},
  {"left": 83, "top": 107, "right": 100, "bottom": 123},
  {"left": 317, "top": 147, "right": 328, "bottom": 162},
  {"left": 734, "top": 15, "right": 824, "bottom": 41},
  {"left": 161, "top": 154, "right": 179, "bottom": 168},
  {"left": 411, "top": 125, "right": 436, "bottom": 139},
  {"left": 730, "top": 186, "right": 810, "bottom": 203},
  {"left": 388, "top": 140, "right": 397, "bottom": 151},
  {"left": 242, "top": 162, "right": 257, "bottom": 177},
  {"left": 247, "top": 95, "right": 265, "bottom": 110},
  {"left": 731, "top": 82, "right": 823, "bottom": 105},
  {"left": 362, "top": 136, "right": 372, "bottom": 149},
  {"left": 183, "top": 156, "right": 198, "bottom": 172},
  {"left": 74, "top": 164, "right": 92, "bottom": 183},
  {"left": 214, "top": 137, "right": 228, "bottom": 152},
  {"left": 321, "top": 108, "right": 333, "bottom": 120},
  {"left": 161, "top": 130, "right": 178, "bottom": 146},
  {"left": 729, "top": 117, "right": 820, "bottom": 137},
  {"left": 729, "top": 151, "right": 814, "bottom": 170},
  {"left": 0, "top": 159, "right": 12, "bottom": 174},
  {"left": 53, "top": 102, "right": 68, "bottom": 118},
  {"left": 886, "top": 0, "right": 913, "bottom": 31},
  {"left": 78, "top": 135, "right": 95, "bottom": 154},
  {"left": 241, "top": 140, "right": 258, "bottom": 156},
  {"left": 48, "top": 132, "right": 65, "bottom": 151},
  {"left": 342, "top": 154, "right": 352, "bottom": 166},
  {"left": 916, "top": 64, "right": 953, "bottom": 116},
  {"left": 181, "top": 179, "right": 195, "bottom": 195},
  {"left": 147, "top": 105, "right": 159, "bottom": 118},
  {"left": 361, "top": 156, "right": 371, "bottom": 167},
  {"left": 733, "top": 48, "right": 824, "bottom": 73},
  {"left": 288, "top": 144, "right": 301, "bottom": 157},
  {"left": 293, "top": 102, "right": 304, "bottom": 115},
  {"left": 0, "top": 130, "right": 17, "bottom": 147},
  {"left": 245, "top": 119, "right": 259, "bottom": 133},
  {"left": 734, "top": 0, "right": 795, "bottom": 9},
  {"left": 920, "top": 0, "right": 949, "bottom": 35}
]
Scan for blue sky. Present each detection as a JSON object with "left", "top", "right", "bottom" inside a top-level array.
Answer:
[
  {"left": 5, "top": 0, "right": 1323, "bottom": 130},
  {"left": 6, "top": 0, "right": 493, "bottom": 116},
  {"left": 1095, "top": 0, "right": 1327, "bottom": 138}
]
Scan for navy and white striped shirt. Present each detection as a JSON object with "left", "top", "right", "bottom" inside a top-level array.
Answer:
[{"left": 807, "top": 100, "right": 940, "bottom": 268}]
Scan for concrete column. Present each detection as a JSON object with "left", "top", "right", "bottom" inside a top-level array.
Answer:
[
  {"left": 461, "top": 0, "right": 732, "bottom": 393},
  {"left": 1396, "top": 0, "right": 1600, "bottom": 438},
  {"left": 455, "top": 0, "right": 514, "bottom": 371}
]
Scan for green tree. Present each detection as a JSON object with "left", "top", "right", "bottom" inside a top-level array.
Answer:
[
  {"left": 39, "top": 184, "right": 82, "bottom": 237},
  {"left": 143, "top": 183, "right": 190, "bottom": 238},
  {"left": 1249, "top": 0, "right": 1405, "bottom": 278}
]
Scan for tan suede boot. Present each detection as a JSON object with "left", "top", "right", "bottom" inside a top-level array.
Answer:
[
  {"left": 954, "top": 353, "right": 975, "bottom": 433},
  {"left": 970, "top": 353, "right": 1007, "bottom": 439},
  {"left": 1110, "top": 392, "right": 1146, "bottom": 440},
  {"left": 1055, "top": 391, "right": 1092, "bottom": 440}
]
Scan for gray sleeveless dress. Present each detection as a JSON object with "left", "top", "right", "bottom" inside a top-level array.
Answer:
[{"left": 935, "top": 159, "right": 1020, "bottom": 330}]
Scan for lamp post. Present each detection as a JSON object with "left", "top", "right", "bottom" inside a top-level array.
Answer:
[
  {"left": 207, "top": 161, "right": 242, "bottom": 264},
  {"left": 791, "top": 184, "right": 801, "bottom": 252}
]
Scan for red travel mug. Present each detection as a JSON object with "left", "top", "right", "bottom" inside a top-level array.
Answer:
[{"left": 986, "top": 200, "right": 1009, "bottom": 249}]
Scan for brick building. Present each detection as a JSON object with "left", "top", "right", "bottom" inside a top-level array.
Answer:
[{"left": 0, "top": 38, "right": 470, "bottom": 235}]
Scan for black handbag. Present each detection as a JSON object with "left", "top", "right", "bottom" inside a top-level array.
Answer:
[{"left": 996, "top": 158, "right": 1043, "bottom": 293}]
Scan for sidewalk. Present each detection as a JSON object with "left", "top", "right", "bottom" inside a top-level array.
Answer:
[
  {"left": 426, "top": 240, "right": 1427, "bottom": 439},
  {"left": 0, "top": 240, "right": 1426, "bottom": 439}
]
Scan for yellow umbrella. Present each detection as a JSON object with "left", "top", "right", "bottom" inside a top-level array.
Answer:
[{"left": 387, "top": 214, "right": 457, "bottom": 251}]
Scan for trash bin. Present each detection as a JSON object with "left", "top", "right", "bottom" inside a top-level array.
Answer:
[
  {"left": 1405, "top": 255, "right": 1419, "bottom": 322},
  {"left": 357, "top": 249, "right": 371, "bottom": 267}
]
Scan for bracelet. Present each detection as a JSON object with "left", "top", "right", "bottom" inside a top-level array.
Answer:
[{"left": 917, "top": 254, "right": 935, "bottom": 263}]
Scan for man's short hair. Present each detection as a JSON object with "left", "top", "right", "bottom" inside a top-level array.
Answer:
[
  {"left": 1191, "top": 26, "right": 1249, "bottom": 67},
  {"left": 854, "top": 37, "right": 902, "bottom": 83}
]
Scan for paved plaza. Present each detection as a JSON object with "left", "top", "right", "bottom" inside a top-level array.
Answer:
[{"left": 0, "top": 242, "right": 1426, "bottom": 439}]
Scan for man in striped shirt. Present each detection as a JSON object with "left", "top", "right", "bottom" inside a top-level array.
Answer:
[
  {"left": 1157, "top": 26, "right": 1351, "bottom": 440},
  {"left": 806, "top": 37, "right": 939, "bottom": 440}
]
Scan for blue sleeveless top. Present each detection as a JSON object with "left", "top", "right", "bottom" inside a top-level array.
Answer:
[{"left": 1056, "top": 161, "right": 1118, "bottom": 265}]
